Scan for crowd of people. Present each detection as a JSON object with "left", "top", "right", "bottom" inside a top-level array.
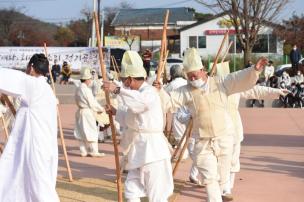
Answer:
[
  {"left": 248, "top": 59, "right": 304, "bottom": 108},
  {"left": 47, "top": 60, "right": 72, "bottom": 85},
  {"left": 0, "top": 47, "right": 296, "bottom": 202}
]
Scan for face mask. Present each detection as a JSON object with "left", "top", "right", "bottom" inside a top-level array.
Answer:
[
  {"left": 88, "top": 80, "right": 93, "bottom": 88},
  {"left": 300, "top": 85, "right": 304, "bottom": 88},
  {"left": 190, "top": 79, "right": 206, "bottom": 89},
  {"left": 122, "top": 79, "right": 131, "bottom": 89}
]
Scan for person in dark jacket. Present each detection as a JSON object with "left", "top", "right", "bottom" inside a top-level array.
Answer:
[{"left": 289, "top": 44, "right": 302, "bottom": 76}]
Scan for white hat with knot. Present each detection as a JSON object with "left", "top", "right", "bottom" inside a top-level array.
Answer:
[
  {"left": 120, "top": 51, "right": 146, "bottom": 78},
  {"left": 183, "top": 48, "right": 204, "bottom": 73}
]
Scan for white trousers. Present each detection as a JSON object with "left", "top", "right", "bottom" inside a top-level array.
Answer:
[
  {"left": 231, "top": 142, "right": 241, "bottom": 173},
  {"left": 79, "top": 141, "right": 99, "bottom": 156},
  {"left": 125, "top": 159, "right": 174, "bottom": 202},
  {"left": 188, "top": 137, "right": 201, "bottom": 181},
  {"left": 193, "top": 135, "right": 233, "bottom": 202}
]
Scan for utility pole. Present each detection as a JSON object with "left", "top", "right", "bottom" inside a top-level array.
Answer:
[
  {"left": 101, "top": 4, "right": 104, "bottom": 47},
  {"left": 91, "top": 0, "right": 97, "bottom": 47},
  {"left": 97, "top": 0, "right": 104, "bottom": 46}
]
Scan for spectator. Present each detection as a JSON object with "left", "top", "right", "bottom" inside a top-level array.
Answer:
[
  {"left": 60, "top": 61, "right": 72, "bottom": 85},
  {"left": 264, "top": 60, "right": 274, "bottom": 86},
  {"left": 280, "top": 71, "right": 291, "bottom": 87},
  {"left": 51, "top": 59, "right": 61, "bottom": 83},
  {"left": 288, "top": 82, "right": 298, "bottom": 108},
  {"left": 297, "top": 82, "right": 304, "bottom": 108},
  {"left": 269, "top": 75, "right": 279, "bottom": 88},
  {"left": 250, "top": 79, "right": 266, "bottom": 107},
  {"left": 289, "top": 44, "right": 302, "bottom": 76},
  {"left": 245, "top": 60, "right": 253, "bottom": 68},
  {"left": 142, "top": 49, "right": 152, "bottom": 77},
  {"left": 294, "top": 70, "right": 304, "bottom": 84},
  {"left": 279, "top": 81, "right": 289, "bottom": 107}
]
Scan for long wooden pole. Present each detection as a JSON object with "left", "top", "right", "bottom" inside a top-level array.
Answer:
[
  {"left": 172, "top": 118, "right": 193, "bottom": 177},
  {"left": 171, "top": 118, "right": 192, "bottom": 162},
  {"left": 43, "top": 43, "right": 73, "bottom": 182},
  {"left": 221, "top": 41, "right": 233, "bottom": 63},
  {"left": 111, "top": 56, "right": 120, "bottom": 77},
  {"left": 156, "top": 10, "right": 170, "bottom": 82},
  {"left": 210, "top": 30, "right": 229, "bottom": 76},
  {"left": 112, "top": 56, "right": 120, "bottom": 74},
  {"left": 1, "top": 116, "right": 8, "bottom": 141},
  {"left": 1, "top": 95, "right": 16, "bottom": 116},
  {"left": 94, "top": 12, "right": 123, "bottom": 202}
]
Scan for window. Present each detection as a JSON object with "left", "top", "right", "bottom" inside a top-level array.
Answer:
[
  {"left": 269, "top": 35, "right": 277, "bottom": 53},
  {"left": 198, "top": 36, "right": 206, "bottom": 48},
  {"left": 252, "top": 34, "right": 268, "bottom": 53},
  {"left": 229, "top": 35, "right": 242, "bottom": 53},
  {"left": 189, "top": 36, "right": 197, "bottom": 48}
]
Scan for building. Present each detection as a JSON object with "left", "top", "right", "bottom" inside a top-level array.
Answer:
[
  {"left": 111, "top": 7, "right": 196, "bottom": 52},
  {"left": 180, "top": 13, "right": 284, "bottom": 59}
]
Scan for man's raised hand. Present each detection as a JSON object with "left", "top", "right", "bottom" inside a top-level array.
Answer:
[{"left": 255, "top": 57, "right": 268, "bottom": 72}]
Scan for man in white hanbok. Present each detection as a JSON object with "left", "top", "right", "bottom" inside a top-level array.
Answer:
[
  {"left": 103, "top": 51, "right": 173, "bottom": 202},
  {"left": 164, "top": 64, "right": 201, "bottom": 185},
  {"left": 74, "top": 67, "right": 105, "bottom": 157},
  {"left": 0, "top": 54, "right": 59, "bottom": 202},
  {"left": 154, "top": 48, "right": 269, "bottom": 202}
]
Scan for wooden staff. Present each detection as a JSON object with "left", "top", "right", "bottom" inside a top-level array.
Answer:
[
  {"left": 210, "top": 30, "right": 229, "bottom": 76},
  {"left": 94, "top": 12, "right": 123, "bottom": 202},
  {"left": 171, "top": 118, "right": 192, "bottom": 162},
  {"left": 43, "top": 43, "right": 73, "bottom": 182},
  {"left": 1, "top": 116, "right": 8, "bottom": 141},
  {"left": 1, "top": 95, "right": 16, "bottom": 116},
  {"left": 112, "top": 56, "right": 120, "bottom": 74},
  {"left": 156, "top": 10, "right": 170, "bottom": 82},
  {"left": 172, "top": 118, "right": 193, "bottom": 177},
  {"left": 111, "top": 56, "right": 120, "bottom": 76},
  {"left": 162, "top": 50, "right": 170, "bottom": 84},
  {"left": 221, "top": 41, "right": 233, "bottom": 63}
]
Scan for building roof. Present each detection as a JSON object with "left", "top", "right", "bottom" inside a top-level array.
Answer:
[
  {"left": 111, "top": 7, "right": 195, "bottom": 26},
  {"left": 180, "top": 11, "right": 282, "bottom": 32},
  {"left": 179, "top": 12, "right": 227, "bottom": 32}
]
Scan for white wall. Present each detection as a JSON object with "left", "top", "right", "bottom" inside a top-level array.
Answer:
[{"left": 180, "top": 15, "right": 283, "bottom": 57}]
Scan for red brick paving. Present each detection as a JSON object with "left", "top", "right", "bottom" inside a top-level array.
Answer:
[{"left": 2, "top": 105, "right": 304, "bottom": 202}]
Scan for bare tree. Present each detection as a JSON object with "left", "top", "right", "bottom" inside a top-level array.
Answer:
[
  {"left": 196, "top": 0, "right": 290, "bottom": 66},
  {"left": 274, "top": 14, "right": 304, "bottom": 54}
]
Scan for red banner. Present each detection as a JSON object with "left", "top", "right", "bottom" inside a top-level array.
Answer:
[{"left": 205, "top": 30, "right": 236, "bottom": 35}]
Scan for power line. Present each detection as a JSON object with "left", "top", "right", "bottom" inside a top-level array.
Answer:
[
  {"left": 0, "top": 0, "right": 56, "bottom": 3},
  {"left": 148, "top": 0, "right": 194, "bottom": 8}
]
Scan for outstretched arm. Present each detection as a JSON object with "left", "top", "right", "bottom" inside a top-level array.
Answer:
[
  {"left": 0, "top": 68, "right": 35, "bottom": 105},
  {"left": 223, "top": 58, "right": 267, "bottom": 96},
  {"left": 240, "top": 86, "right": 289, "bottom": 100}
]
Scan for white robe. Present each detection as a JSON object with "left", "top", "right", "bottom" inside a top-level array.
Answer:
[
  {"left": 0, "top": 68, "right": 59, "bottom": 202},
  {"left": 115, "top": 82, "right": 173, "bottom": 200},
  {"left": 116, "top": 82, "right": 171, "bottom": 170},
  {"left": 74, "top": 83, "right": 104, "bottom": 142}
]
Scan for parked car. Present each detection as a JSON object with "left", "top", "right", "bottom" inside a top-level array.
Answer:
[
  {"left": 165, "top": 57, "right": 183, "bottom": 80},
  {"left": 275, "top": 58, "right": 304, "bottom": 77}
]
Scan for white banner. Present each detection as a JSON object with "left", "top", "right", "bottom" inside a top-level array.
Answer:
[{"left": 0, "top": 47, "right": 111, "bottom": 71}]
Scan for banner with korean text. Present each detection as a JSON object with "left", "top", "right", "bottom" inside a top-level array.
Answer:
[{"left": 0, "top": 47, "right": 111, "bottom": 71}]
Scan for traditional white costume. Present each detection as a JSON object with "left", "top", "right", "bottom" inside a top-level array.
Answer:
[
  {"left": 0, "top": 68, "right": 59, "bottom": 202},
  {"left": 115, "top": 51, "right": 173, "bottom": 202}
]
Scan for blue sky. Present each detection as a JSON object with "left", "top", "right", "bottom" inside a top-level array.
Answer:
[{"left": 0, "top": 0, "right": 303, "bottom": 24}]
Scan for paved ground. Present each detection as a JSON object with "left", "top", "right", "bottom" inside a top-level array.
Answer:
[{"left": 1, "top": 105, "right": 304, "bottom": 202}]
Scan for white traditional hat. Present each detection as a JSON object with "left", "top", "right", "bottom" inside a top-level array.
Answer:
[
  {"left": 80, "top": 67, "right": 92, "bottom": 80},
  {"left": 183, "top": 48, "right": 203, "bottom": 73},
  {"left": 120, "top": 51, "right": 146, "bottom": 78}
]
